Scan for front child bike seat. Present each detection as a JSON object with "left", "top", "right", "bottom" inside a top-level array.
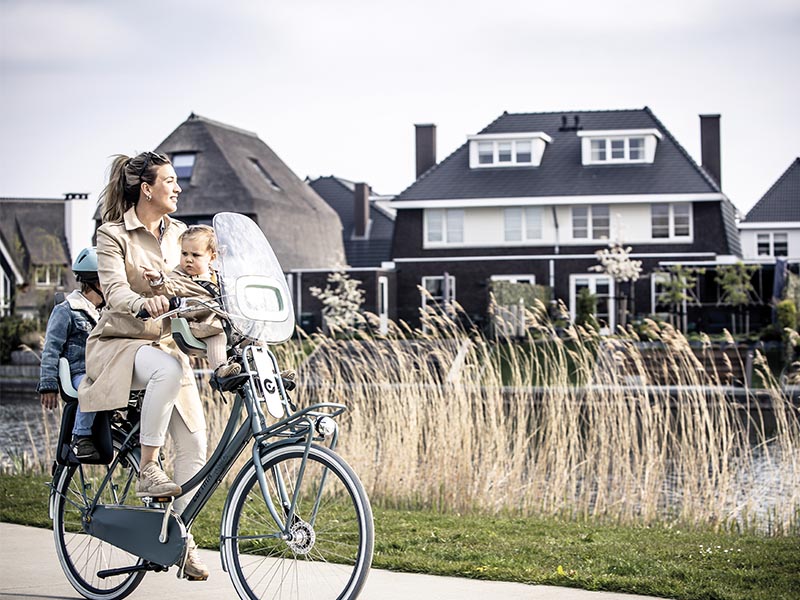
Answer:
[{"left": 171, "top": 317, "right": 209, "bottom": 357}]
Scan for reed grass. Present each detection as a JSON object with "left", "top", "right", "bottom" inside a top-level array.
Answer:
[
  {"left": 8, "top": 300, "right": 799, "bottom": 535},
  {"left": 273, "top": 301, "right": 799, "bottom": 535}
]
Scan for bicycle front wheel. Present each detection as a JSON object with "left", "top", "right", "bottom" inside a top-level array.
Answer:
[
  {"left": 222, "top": 444, "right": 374, "bottom": 600},
  {"left": 52, "top": 435, "right": 145, "bottom": 600}
]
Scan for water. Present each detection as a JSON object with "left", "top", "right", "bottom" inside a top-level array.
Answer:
[{"left": 0, "top": 395, "right": 62, "bottom": 470}]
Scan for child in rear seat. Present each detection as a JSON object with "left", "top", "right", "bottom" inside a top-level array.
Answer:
[{"left": 38, "top": 248, "right": 105, "bottom": 461}]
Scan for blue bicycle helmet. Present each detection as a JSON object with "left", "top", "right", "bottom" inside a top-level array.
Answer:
[{"left": 72, "top": 247, "right": 99, "bottom": 283}]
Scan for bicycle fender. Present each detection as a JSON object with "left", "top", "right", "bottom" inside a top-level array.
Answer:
[{"left": 218, "top": 438, "right": 302, "bottom": 573}]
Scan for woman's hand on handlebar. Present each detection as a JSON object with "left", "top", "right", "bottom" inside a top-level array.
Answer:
[{"left": 141, "top": 295, "right": 171, "bottom": 318}]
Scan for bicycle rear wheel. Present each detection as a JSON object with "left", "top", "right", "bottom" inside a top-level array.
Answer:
[
  {"left": 222, "top": 444, "right": 374, "bottom": 600},
  {"left": 52, "top": 435, "right": 145, "bottom": 600}
]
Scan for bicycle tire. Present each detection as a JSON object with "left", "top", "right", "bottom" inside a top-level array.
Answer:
[
  {"left": 222, "top": 444, "right": 374, "bottom": 600},
  {"left": 52, "top": 433, "right": 146, "bottom": 600}
]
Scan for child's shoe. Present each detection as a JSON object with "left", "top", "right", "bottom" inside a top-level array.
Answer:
[
  {"left": 71, "top": 436, "right": 100, "bottom": 462},
  {"left": 214, "top": 359, "right": 241, "bottom": 379}
]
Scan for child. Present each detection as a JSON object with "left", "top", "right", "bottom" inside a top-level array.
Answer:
[
  {"left": 38, "top": 248, "right": 105, "bottom": 461},
  {"left": 143, "top": 225, "right": 240, "bottom": 378}
]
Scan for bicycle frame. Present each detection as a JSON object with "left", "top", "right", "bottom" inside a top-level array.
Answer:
[{"left": 53, "top": 342, "right": 347, "bottom": 560}]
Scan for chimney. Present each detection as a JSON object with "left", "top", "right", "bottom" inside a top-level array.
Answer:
[
  {"left": 700, "top": 114, "right": 721, "bottom": 187},
  {"left": 354, "top": 182, "right": 369, "bottom": 238},
  {"left": 64, "top": 193, "right": 90, "bottom": 262},
  {"left": 415, "top": 123, "right": 437, "bottom": 179}
]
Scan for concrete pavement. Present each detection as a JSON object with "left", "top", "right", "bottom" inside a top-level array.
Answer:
[{"left": 0, "top": 522, "right": 668, "bottom": 600}]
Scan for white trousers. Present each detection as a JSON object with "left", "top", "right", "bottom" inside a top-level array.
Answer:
[{"left": 133, "top": 345, "right": 206, "bottom": 513}]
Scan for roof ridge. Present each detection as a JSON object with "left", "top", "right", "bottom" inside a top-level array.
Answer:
[
  {"left": 643, "top": 107, "right": 721, "bottom": 194},
  {"left": 743, "top": 156, "right": 800, "bottom": 221},
  {"left": 499, "top": 107, "right": 646, "bottom": 118},
  {"left": 185, "top": 113, "right": 259, "bottom": 138},
  {"left": 0, "top": 197, "right": 65, "bottom": 203}
]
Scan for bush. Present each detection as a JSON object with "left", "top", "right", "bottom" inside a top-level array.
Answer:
[
  {"left": 776, "top": 299, "right": 798, "bottom": 334},
  {"left": 0, "top": 316, "right": 41, "bottom": 364}
]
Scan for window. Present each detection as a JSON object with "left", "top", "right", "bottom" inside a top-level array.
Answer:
[
  {"left": 478, "top": 142, "right": 493, "bottom": 165},
  {"left": 425, "top": 209, "right": 464, "bottom": 244},
  {"left": 378, "top": 276, "right": 389, "bottom": 335},
  {"left": 651, "top": 203, "right": 692, "bottom": 239},
  {"left": 0, "top": 270, "right": 10, "bottom": 316},
  {"left": 490, "top": 274, "right": 536, "bottom": 284},
  {"left": 579, "top": 129, "right": 661, "bottom": 165},
  {"left": 34, "top": 265, "right": 62, "bottom": 287},
  {"left": 757, "top": 232, "right": 788, "bottom": 257},
  {"left": 503, "top": 207, "right": 543, "bottom": 242},
  {"left": 572, "top": 205, "right": 609, "bottom": 240},
  {"left": 468, "top": 133, "right": 552, "bottom": 168},
  {"left": 172, "top": 153, "right": 196, "bottom": 180},
  {"left": 589, "top": 137, "right": 646, "bottom": 162},
  {"left": 570, "top": 274, "right": 614, "bottom": 332},
  {"left": 421, "top": 275, "right": 456, "bottom": 310},
  {"left": 250, "top": 158, "right": 281, "bottom": 190}
]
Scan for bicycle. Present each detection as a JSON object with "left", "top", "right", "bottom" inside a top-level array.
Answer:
[{"left": 47, "top": 212, "right": 374, "bottom": 600}]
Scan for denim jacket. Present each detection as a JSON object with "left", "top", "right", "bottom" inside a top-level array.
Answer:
[{"left": 37, "top": 290, "right": 99, "bottom": 393}]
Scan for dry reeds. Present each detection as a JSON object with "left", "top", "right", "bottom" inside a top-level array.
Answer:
[{"left": 272, "top": 303, "right": 799, "bottom": 535}]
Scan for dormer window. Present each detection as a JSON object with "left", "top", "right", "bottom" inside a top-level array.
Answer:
[
  {"left": 579, "top": 129, "right": 662, "bottom": 165},
  {"left": 172, "top": 153, "right": 196, "bottom": 181},
  {"left": 468, "top": 132, "right": 552, "bottom": 168}
]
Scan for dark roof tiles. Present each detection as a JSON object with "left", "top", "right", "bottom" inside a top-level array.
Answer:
[
  {"left": 395, "top": 108, "right": 720, "bottom": 201},
  {"left": 743, "top": 158, "right": 800, "bottom": 223}
]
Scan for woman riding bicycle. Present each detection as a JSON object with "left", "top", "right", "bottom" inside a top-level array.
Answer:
[{"left": 78, "top": 151, "right": 210, "bottom": 580}]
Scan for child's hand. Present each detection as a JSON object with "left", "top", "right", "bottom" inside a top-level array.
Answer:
[
  {"left": 41, "top": 392, "right": 58, "bottom": 410},
  {"left": 142, "top": 267, "right": 161, "bottom": 282}
]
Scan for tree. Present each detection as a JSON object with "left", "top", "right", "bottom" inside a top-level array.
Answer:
[
  {"left": 309, "top": 267, "right": 365, "bottom": 333},
  {"left": 656, "top": 265, "right": 705, "bottom": 332},
  {"left": 715, "top": 262, "right": 759, "bottom": 335},
  {"left": 589, "top": 242, "right": 642, "bottom": 328}
]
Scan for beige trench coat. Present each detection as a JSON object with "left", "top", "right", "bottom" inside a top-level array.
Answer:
[{"left": 78, "top": 208, "right": 206, "bottom": 433}]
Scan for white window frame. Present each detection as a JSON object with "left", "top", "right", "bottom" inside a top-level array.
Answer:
[
  {"left": 0, "top": 269, "right": 10, "bottom": 316},
  {"left": 571, "top": 205, "right": 610, "bottom": 240},
  {"left": 35, "top": 265, "right": 61, "bottom": 288},
  {"left": 378, "top": 276, "right": 389, "bottom": 335},
  {"left": 490, "top": 274, "right": 536, "bottom": 284},
  {"left": 468, "top": 132, "right": 552, "bottom": 168},
  {"left": 425, "top": 208, "right": 464, "bottom": 246},
  {"left": 503, "top": 206, "right": 544, "bottom": 243},
  {"left": 756, "top": 232, "right": 788, "bottom": 257},
  {"left": 579, "top": 129, "right": 662, "bottom": 165},
  {"left": 651, "top": 272, "right": 686, "bottom": 316},
  {"left": 651, "top": 203, "right": 693, "bottom": 240},
  {"left": 569, "top": 274, "right": 615, "bottom": 334},
  {"left": 421, "top": 275, "right": 456, "bottom": 310}
]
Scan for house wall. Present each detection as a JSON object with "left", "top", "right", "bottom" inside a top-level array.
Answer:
[
  {"left": 291, "top": 268, "right": 396, "bottom": 332},
  {"left": 740, "top": 228, "right": 800, "bottom": 260},
  {"left": 392, "top": 202, "right": 733, "bottom": 328},
  {"left": 398, "top": 201, "right": 732, "bottom": 258}
]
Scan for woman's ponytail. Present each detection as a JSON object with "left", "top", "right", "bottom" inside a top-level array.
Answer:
[{"left": 98, "top": 152, "right": 170, "bottom": 223}]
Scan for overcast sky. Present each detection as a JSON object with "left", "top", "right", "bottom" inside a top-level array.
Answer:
[{"left": 1, "top": 0, "right": 798, "bottom": 232}]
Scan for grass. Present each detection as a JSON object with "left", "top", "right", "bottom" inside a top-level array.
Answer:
[{"left": 2, "top": 472, "right": 798, "bottom": 600}]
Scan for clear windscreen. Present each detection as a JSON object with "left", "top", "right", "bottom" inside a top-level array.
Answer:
[{"left": 213, "top": 212, "right": 295, "bottom": 344}]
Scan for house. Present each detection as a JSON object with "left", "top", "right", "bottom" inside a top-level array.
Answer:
[
  {"left": 387, "top": 110, "right": 742, "bottom": 331},
  {"left": 299, "top": 176, "right": 397, "bottom": 332},
  {"left": 739, "top": 158, "right": 800, "bottom": 262},
  {"left": 0, "top": 194, "right": 89, "bottom": 318},
  {"left": 306, "top": 176, "right": 395, "bottom": 268},
  {"left": 92, "top": 113, "right": 347, "bottom": 274}
]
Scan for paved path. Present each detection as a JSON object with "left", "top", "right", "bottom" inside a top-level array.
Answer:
[{"left": 0, "top": 522, "right": 668, "bottom": 600}]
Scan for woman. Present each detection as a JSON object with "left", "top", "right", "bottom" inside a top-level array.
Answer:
[{"left": 78, "top": 151, "right": 209, "bottom": 581}]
